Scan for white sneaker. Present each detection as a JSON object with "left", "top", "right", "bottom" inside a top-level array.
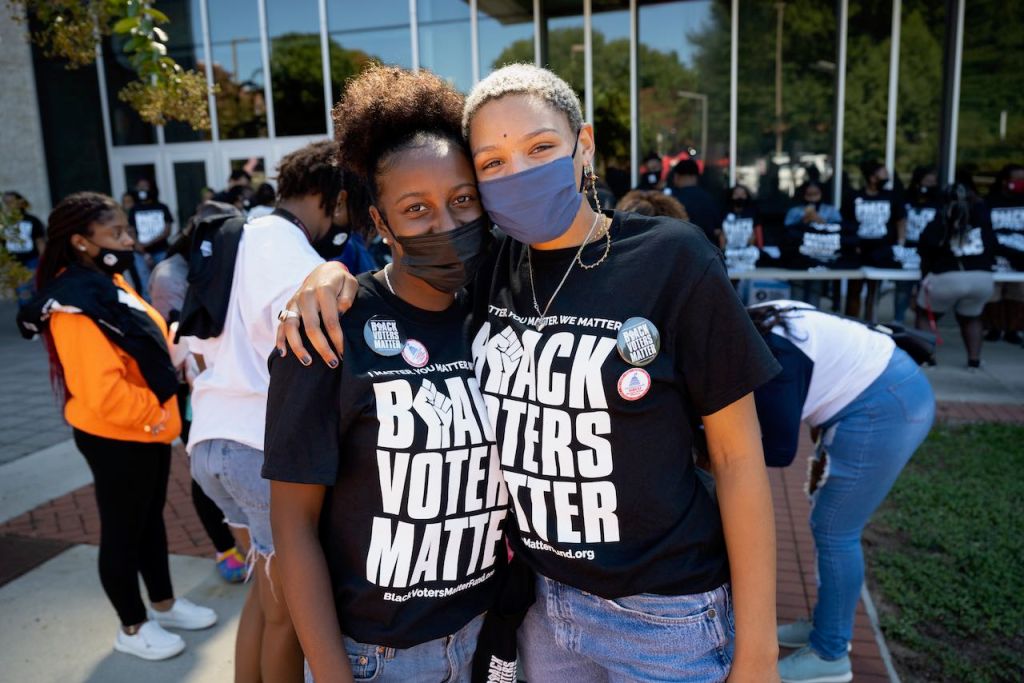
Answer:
[
  {"left": 147, "top": 597, "right": 217, "bottom": 630},
  {"left": 114, "top": 621, "right": 185, "bottom": 661}
]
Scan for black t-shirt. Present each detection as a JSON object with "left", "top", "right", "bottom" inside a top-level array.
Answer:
[
  {"left": 263, "top": 272, "right": 507, "bottom": 649},
  {"left": 782, "top": 219, "right": 859, "bottom": 269},
  {"left": 845, "top": 189, "right": 904, "bottom": 266},
  {"left": 918, "top": 202, "right": 997, "bottom": 274},
  {"left": 4, "top": 213, "right": 45, "bottom": 265},
  {"left": 721, "top": 207, "right": 760, "bottom": 271},
  {"left": 475, "top": 211, "right": 780, "bottom": 599},
  {"left": 669, "top": 186, "right": 721, "bottom": 243},
  {"left": 988, "top": 196, "right": 1024, "bottom": 271},
  {"left": 129, "top": 203, "right": 174, "bottom": 254}
]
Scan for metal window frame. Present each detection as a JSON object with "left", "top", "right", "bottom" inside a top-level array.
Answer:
[
  {"left": 941, "top": 0, "right": 965, "bottom": 184},
  {"left": 729, "top": 0, "right": 738, "bottom": 187},
  {"left": 318, "top": 0, "right": 333, "bottom": 135},
  {"left": 833, "top": 0, "right": 849, "bottom": 209},
  {"left": 629, "top": 0, "right": 638, "bottom": 187},
  {"left": 884, "top": 0, "right": 901, "bottom": 187}
]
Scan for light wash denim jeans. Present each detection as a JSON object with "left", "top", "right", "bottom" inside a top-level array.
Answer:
[
  {"left": 304, "top": 613, "right": 484, "bottom": 682},
  {"left": 808, "top": 349, "right": 935, "bottom": 659},
  {"left": 519, "top": 575, "right": 734, "bottom": 682},
  {"left": 190, "top": 438, "right": 273, "bottom": 556}
]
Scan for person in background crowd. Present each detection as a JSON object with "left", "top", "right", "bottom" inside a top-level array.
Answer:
[
  {"left": 604, "top": 155, "right": 631, "bottom": 199},
  {"left": 129, "top": 179, "right": 174, "bottom": 267},
  {"left": 121, "top": 190, "right": 137, "bottom": 213},
  {"left": 149, "top": 200, "right": 248, "bottom": 584},
  {"left": 247, "top": 182, "right": 276, "bottom": 221},
  {"left": 266, "top": 64, "right": 506, "bottom": 683},
  {"left": 616, "top": 189, "right": 689, "bottom": 220},
  {"left": 894, "top": 166, "right": 940, "bottom": 322},
  {"left": 16, "top": 192, "right": 217, "bottom": 661},
  {"left": 783, "top": 180, "right": 852, "bottom": 308},
  {"left": 281, "top": 63, "right": 784, "bottom": 683},
  {"left": 916, "top": 184, "right": 997, "bottom": 369},
  {"left": 186, "top": 142, "right": 342, "bottom": 683},
  {"left": 982, "top": 163, "right": 1024, "bottom": 345},
  {"left": 636, "top": 153, "right": 664, "bottom": 190},
  {"left": 749, "top": 301, "right": 934, "bottom": 683},
  {"left": 119, "top": 189, "right": 150, "bottom": 298},
  {"left": 3, "top": 191, "right": 47, "bottom": 305},
  {"left": 720, "top": 184, "right": 763, "bottom": 273},
  {"left": 312, "top": 182, "right": 380, "bottom": 275},
  {"left": 843, "top": 161, "right": 905, "bottom": 321},
  {"left": 198, "top": 187, "right": 215, "bottom": 205},
  {"left": 665, "top": 158, "right": 721, "bottom": 243}
]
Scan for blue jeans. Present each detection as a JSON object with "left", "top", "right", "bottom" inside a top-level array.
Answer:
[
  {"left": 190, "top": 438, "right": 273, "bottom": 556},
  {"left": 519, "top": 576, "right": 734, "bottom": 682},
  {"left": 893, "top": 280, "right": 916, "bottom": 323},
  {"left": 304, "top": 613, "right": 484, "bottom": 682},
  {"left": 808, "top": 349, "right": 934, "bottom": 659}
]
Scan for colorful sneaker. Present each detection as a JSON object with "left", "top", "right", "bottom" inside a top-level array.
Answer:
[
  {"left": 113, "top": 621, "right": 185, "bottom": 661},
  {"left": 216, "top": 547, "right": 247, "bottom": 583},
  {"left": 147, "top": 597, "right": 217, "bottom": 630},
  {"left": 778, "top": 646, "right": 852, "bottom": 683}
]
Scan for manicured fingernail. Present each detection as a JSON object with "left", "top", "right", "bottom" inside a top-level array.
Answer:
[
  {"left": 328, "top": 359, "right": 338, "bottom": 368},
  {"left": 301, "top": 355, "right": 312, "bottom": 366}
]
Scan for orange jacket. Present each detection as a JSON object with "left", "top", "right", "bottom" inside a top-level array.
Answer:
[{"left": 49, "top": 274, "right": 181, "bottom": 443}]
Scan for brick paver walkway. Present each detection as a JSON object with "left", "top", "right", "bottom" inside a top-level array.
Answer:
[{"left": 1, "top": 401, "right": 1021, "bottom": 680}]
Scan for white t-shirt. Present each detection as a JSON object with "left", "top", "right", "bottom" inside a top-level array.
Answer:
[
  {"left": 186, "top": 214, "right": 324, "bottom": 452},
  {"left": 752, "top": 300, "right": 895, "bottom": 426}
]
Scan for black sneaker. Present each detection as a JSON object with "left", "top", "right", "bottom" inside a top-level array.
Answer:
[
  {"left": 1005, "top": 330, "right": 1022, "bottom": 345},
  {"left": 984, "top": 329, "right": 1002, "bottom": 342}
]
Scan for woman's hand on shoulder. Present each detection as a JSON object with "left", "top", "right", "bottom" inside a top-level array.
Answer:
[{"left": 275, "top": 261, "right": 359, "bottom": 367}]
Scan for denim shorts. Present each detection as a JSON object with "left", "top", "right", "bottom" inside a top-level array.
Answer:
[
  {"left": 519, "top": 575, "right": 735, "bottom": 682},
  {"left": 304, "top": 613, "right": 484, "bottom": 682},
  {"left": 190, "top": 438, "right": 273, "bottom": 556}
]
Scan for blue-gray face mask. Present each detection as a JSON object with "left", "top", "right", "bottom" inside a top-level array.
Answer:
[{"left": 478, "top": 134, "right": 584, "bottom": 245}]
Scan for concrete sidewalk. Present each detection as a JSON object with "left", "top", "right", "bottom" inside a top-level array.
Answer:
[{"left": 0, "top": 295, "right": 1020, "bottom": 682}]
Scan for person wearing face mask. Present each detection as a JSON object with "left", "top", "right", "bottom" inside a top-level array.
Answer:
[
  {"left": 893, "top": 167, "right": 940, "bottom": 322},
  {"left": 184, "top": 142, "right": 345, "bottom": 683},
  {"left": 312, "top": 178, "right": 382, "bottom": 275},
  {"left": 129, "top": 179, "right": 174, "bottom": 267},
  {"left": 982, "top": 163, "right": 1024, "bottom": 345},
  {"left": 844, "top": 161, "right": 906, "bottom": 320},
  {"left": 277, "top": 63, "right": 783, "bottom": 683},
  {"left": 720, "top": 184, "right": 763, "bottom": 273},
  {"left": 15, "top": 192, "right": 217, "bottom": 661},
  {"left": 264, "top": 66, "right": 503, "bottom": 683},
  {"left": 783, "top": 180, "right": 854, "bottom": 308}
]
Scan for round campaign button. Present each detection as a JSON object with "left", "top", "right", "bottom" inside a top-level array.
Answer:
[
  {"left": 616, "top": 317, "right": 661, "bottom": 367},
  {"left": 617, "top": 368, "right": 651, "bottom": 401},
  {"left": 401, "top": 339, "right": 430, "bottom": 368},
  {"left": 363, "top": 316, "right": 406, "bottom": 357}
]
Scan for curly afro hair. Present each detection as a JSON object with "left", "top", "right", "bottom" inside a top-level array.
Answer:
[
  {"left": 275, "top": 140, "right": 345, "bottom": 216},
  {"left": 332, "top": 65, "right": 467, "bottom": 231}
]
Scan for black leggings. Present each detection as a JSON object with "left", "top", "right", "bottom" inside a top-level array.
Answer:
[{"left": 74, "top": 429, "right": 174, "bottom": 627}]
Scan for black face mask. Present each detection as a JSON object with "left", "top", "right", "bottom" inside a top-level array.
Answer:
[
  {"left": 92, "top": 245, "right": 134, "bottom": 275},
  {"left": 385, "top": 214, "right": 493, "bottom": 293},
  {"left": 916, "top": 185, "right": 934, "bottom": 202},
  {"left": 732, "top": 198, "right": 748, "bottom": 210},
  {"left": 313, "top": 224, "right": 350, "bottom": 261}
]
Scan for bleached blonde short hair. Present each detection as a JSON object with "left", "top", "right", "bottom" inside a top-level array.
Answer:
[{"left": 462, "top": 63, "right": 584, "bottom": 138}]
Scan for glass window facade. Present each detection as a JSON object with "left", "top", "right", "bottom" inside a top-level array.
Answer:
[
  {"left": 737, "top": 0, "right": 836, "bottom": 214},
  {"left": 267, "top": 0, "right": 328, "bottom": 136},
  {"left": 164, "top": 0, "right": 212, "bottom": 143},
  {"left": 208, "top": 0, "right": 268, "bottom": 139},
  {"left": 418, "top": 0, "right": 473, "bottom": 93},
  {"left": 638, "top": 1, "right": 730, "bottom": 197},
  {"left": 48, "top": 0, "right": 1014, "bottom": 223},
  {"left": 956, "top": 0, "right": 1024, "bottom": 187},
  {"left": 326, "top": 0, "right": 413, "bottom": 104}
]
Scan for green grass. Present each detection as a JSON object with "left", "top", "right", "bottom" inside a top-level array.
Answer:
[{"left": 865, "top": 423, "right": 1024, "bottom": 683}]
